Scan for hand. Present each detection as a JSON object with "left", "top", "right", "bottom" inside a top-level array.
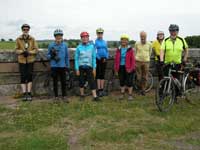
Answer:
[
  {"left": 93, "top": 69, "right": 96, "bottom": 78},
  {"left": 51, "top": 49, "right": 57, "bottom": 57},
  {"left": 23, "top": 51, "right": 29, "bottom": 57},
  {"left": 76, "top": 70, "right": 80, "bottom": 76},
  {"left": 182, "top": 60, "right": 186, "bottom": 66}
]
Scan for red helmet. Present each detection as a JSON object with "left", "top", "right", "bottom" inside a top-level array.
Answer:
[{"left": 80, "top": 32, "right": 89, "bottom": 37}]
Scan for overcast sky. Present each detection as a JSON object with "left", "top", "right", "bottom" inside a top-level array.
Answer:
[{"left": 0, "top": 0, "right": 200, "bottom": 41}]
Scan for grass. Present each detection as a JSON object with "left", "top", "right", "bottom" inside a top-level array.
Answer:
[
  {"left": 0, "top": 42, "right": 16, "bottom": 49},
  {"left": 0, "top": 93, "right": 199, "bottom": 150}
]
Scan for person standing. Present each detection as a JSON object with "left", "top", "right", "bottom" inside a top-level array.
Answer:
[
  {"left": 15, "top": 24, "right": 38, "bottom": 101},
  {"left": 95, "top": 28, "right": 109, "bottom": 97},
  {"left": 152, "top": 31, "right": 165, "bottom": 81},
  {"left": 47, "top": 29, "right": 70, "bottom": 101},
  {"left": 74, "top": 32, "right": 99, "bottom": 101},
  {"left": 114, "top": 34, "right": 136, "bottom": 100},
  {"left": 135, "top": 31, "right": 152, "bottom": 96}
]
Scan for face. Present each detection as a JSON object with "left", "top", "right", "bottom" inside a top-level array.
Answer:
[
  {"left": 140, "top": 33, "right": 147, "bottom": 43},
  {"left": 170, "top": 30, "right": 178, "bottom": 39},
  {"left": 55, "top": 35, "right": 63, "bottom": 43},
  {"left": 81, "top": 36, "right": 89, "bottom": 44},
  {"left": 157, "top": 34, "right": 164, "bottom": 40},
  {"left": 97, "top": 32, "right": 103, "bottom": 39},
  {"left": 22, "top": 27, "right": 30, "bottom": 36},
  {"left": 121, "top": 38, "right": 129, "bottom": 47}
]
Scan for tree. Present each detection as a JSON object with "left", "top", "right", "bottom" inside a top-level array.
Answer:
[{"left": 1, "top": 38, "right": 5, "bottom": 42}]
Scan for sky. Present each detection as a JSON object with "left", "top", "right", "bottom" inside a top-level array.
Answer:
[{"left": 0, "top": 0, "right": 200, "bottom": 41}]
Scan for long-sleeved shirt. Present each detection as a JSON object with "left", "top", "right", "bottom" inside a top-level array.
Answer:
[
  {"left": 74, "top": 43, "right": 96, "bottom": 71},
  {"left": 47, "top": 41, "right": 70, "bottom": 68},
  {"left": 95, "top": 38, "right": 109, "bottom": 59}
]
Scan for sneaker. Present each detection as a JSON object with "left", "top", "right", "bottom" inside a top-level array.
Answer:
[
  {"left": 128, "top": 95, "right": 134, "bottom": 101},
  {"left": 93, "top": 96, "right": 101, "bottom": 102},
  {"left": 140, "top": 91, "right": 146, "bottom": 96},
  {"left": 27, "top": 94, "right": 32, "bottom": 101},
  {"left": 22, "top": 93, "right": 27, "bottom": 101}
]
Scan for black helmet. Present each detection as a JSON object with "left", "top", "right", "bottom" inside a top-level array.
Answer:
[
  {"left": 21, "top": 24, "right": 30, "bottom": 30},
  {"left": 169, "top": 24, "right": 179, "bottom": 32}
]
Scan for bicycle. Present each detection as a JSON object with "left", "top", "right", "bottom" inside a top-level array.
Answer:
[
  {"left": 133, "top": 71, "right": 154, "bottom": 93},
  {"left": 32, "top": 57, "right": 90, "bottom": 97},
  {"left": 155, "top": 63, "right": 199, "bottom": 112}
]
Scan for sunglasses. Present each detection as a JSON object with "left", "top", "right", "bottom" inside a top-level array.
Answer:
[
  {"left": 97, "top": 32, "right": 103, "bottom": 34},
  {"left": 22, "top": 29, "right": 30, "bottom": 31}
]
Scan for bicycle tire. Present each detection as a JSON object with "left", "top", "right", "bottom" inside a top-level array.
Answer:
[
  {"left": 155, "top": 78, "right": 175, "bottom": 112},
  {"left": 133, "top": 72, "right": 154, "bottom": 93}
]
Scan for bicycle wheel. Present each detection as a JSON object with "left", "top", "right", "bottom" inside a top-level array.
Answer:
[
  {"left": 133, "top": 72, "right": 153, "bottom": 93},
  {"left": 32, "top": 72, "right": 53, "bottom": 97},
  {"left": 155, "top": 78, "right": 175, "bottom": 112},
  {"left": 184, "top": 75, "right": 199, "bottom": 103},
  {"left": 104, "top": 69, "right": 120, "bottom": 95}
]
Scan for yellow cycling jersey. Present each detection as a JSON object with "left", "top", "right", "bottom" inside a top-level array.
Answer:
[
  {"left": 152, "top": 40, "right": 163, "bottom": 61},
  {"left": 161, "top": 36, "right": 188, "bottom": 64}
]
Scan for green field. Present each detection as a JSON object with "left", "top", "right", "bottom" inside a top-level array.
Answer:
[
  {"left": 0, "top": 42, "right": 16, "bottom": 49},
  {"left": 0, "top": 93, "right": 199, "bottom": 150}
]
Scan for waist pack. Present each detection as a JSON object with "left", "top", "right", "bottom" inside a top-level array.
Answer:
[{"left": 190, "top": 69, "right": 200, "bottom": 86}]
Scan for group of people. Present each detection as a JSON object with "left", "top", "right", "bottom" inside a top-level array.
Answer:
[{"left": 15, "top": 24, "right": 188, "bottom": 102}]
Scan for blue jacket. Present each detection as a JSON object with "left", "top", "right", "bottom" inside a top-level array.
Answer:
[
  {"left": 95, "top": 38, "right": 109, "bottom": 60},
  {"left": 47, "top": 41, "right": 70, "bottom": 68},
  {"left": 74, "top": 43, "right": 96, "bottom": 71}
]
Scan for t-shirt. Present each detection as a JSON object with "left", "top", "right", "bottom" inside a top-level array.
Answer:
[
  {"left": 161, "top": 36, "right": 188, "bottom": 64},
  {"left": 120, "top": 47, "right": 128, "bottom": 65},
  {"left": 152, "top": 40, "right": 162, "bottom": 61},
  {"left": 135, "top": 41, "right": 152, "bottom": 62}
]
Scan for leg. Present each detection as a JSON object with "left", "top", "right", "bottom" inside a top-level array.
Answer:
[
  {"left": 51, "top": 68, "right": 59, "bottom": 97},
  {"left": 60, "top": 68, "right": 67, "bottom": 97},
  {"left": 19, "top": 63, "right": 27, "bottom": 101},
  {"left": 136, "top": 62, "right": 142, "bottom": 89},
  {"left": 118, "top": 66, "right": 126, "bottom": 99},
  {"left": 141, "top": 62, "right": 149, "bottom": 92},
  {"left": 79, "top": 68, "right": 85, "bottom": 97}
]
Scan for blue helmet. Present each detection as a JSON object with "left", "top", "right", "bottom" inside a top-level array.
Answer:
[{"left": 54, "top": 29, "right": 63, "bottom": 36}]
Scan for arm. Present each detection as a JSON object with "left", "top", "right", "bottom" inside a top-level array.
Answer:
[
  {"left": 65, "top": 45, "right": 70, "bottom": 68},
  {"left": 15, "top": 39, "right": 24, "bottom": 54},
  {"left": 29, "top": 38, "right": 38, "bottom": 55},
  {"left": 183, "top": 39, "right": 189, "bottom": 62},
  {"left": 160, "top": 41, "right": 166, "bottom": 62},
  {"left": 92, "top": 46, "right": 96, "bottom": 69},
  {"left": 74, "top": 47, "right": 79, "bottom": 71},
  {"left": 106, "top": 42, "right": 109, "bottom": 59},
  {"left": 47, "top": 44, "right": 52, "bottom": 60}
]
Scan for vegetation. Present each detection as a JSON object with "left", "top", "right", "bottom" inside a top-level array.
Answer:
[
  {"left": 185, "top": 35, "right": 200, "bottom": 48},
  {"left": 0, "top": 93, "right": 199, "bottom": 150}
]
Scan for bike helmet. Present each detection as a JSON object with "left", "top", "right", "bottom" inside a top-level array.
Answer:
[
  {"left": 80, "top": 32, "right": 89, "bottom": 37},
  {"left": 157, "top": 31, "right": 164, "bottom": 35},
  {"left": 54, "top": 29, "right": 63, "bottom": 36},
  {"left": 169, "top": 24, "right": 179, "bottom": 32},
  {"left": 96, "top": 28, "right": 104, "bottom": 33},
  {"left": 21, "top": 24, "right": 30, "bottom": 30},
  {"left": 120, "top": 34, "right": 130, "bottom": 41}
]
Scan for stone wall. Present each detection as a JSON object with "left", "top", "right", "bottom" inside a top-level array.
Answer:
[{"left": 0, "top": 48, "right": 199, "bottom": 96}]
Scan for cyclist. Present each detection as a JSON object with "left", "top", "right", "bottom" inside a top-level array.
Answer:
[
  {"left": 152, "top": 31, "right": 165, "bottom": 81},
  {"left": 114, "top": 34, "right": 136, "bottom": 100},
  {"left": 74, "top": 32, "right": 99, "bottom": 101},
  {"left": 15, "top": 24, "right": 38, "bottom": 101},
  {"left": 47, "top": 29, "right": 70, "bottom": 101},
  {"left": 160, "top": 24, "right": 189, "bottom": 100},
  {"left": 135, "top": 31, "right": 152, "bottom": 96},
  {"left": 95, "top": 28, "right": 109, "bottom": 97}
]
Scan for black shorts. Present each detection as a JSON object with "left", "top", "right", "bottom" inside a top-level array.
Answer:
[
  {"left": 118, "top": 65, "right": 134, "bottom": 87},
  {"left": 19, "top": 63, "right": 34, "bottom": 84},
  {"left": 79, "top": 66, "right": 96, "bottom": 90},
  {"left": 96, "top": 58, "right": 107, "bottom": 80}
]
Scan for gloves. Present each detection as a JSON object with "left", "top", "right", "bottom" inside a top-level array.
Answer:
[
  {"left": 160, "top": 61, "right": 164, "bottom": 66},
  {"left": 182, "top": 60, "right": 186, "bottom": 66},
  {"left": 50, "top": 49, "right": 57, "bottom": 58},
  {"left": 23, "top": 51, "right": 29, "bottom": 57}
]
